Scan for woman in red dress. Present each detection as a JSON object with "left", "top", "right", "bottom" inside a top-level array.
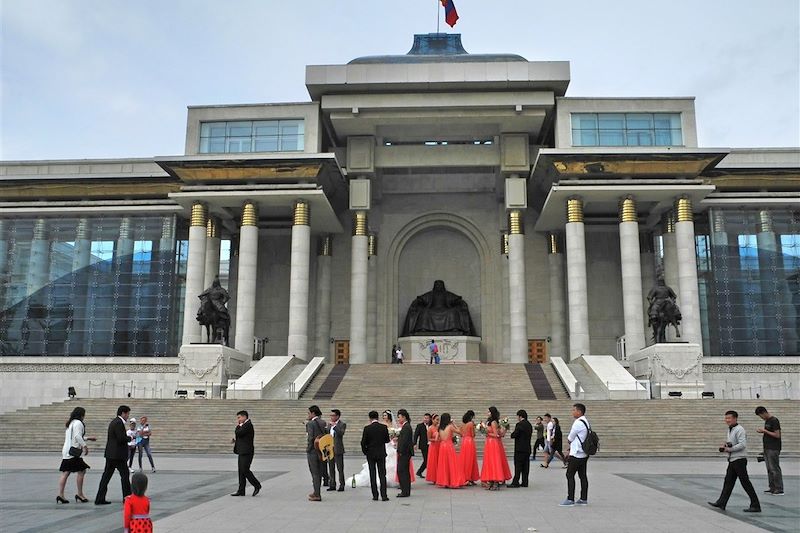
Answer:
[
  {"left": 435, "top": 413, "right": 465, "bottom": 488},
  {"left": 123, "top": 472, "right": 152, "bottom": 533},
  {"left": 460, "top": 410, "right": 480, "bottom": 485},
  {"left": 425, "top": 414, "right": 440, "bottom": 484},
  {"left": 479, "top": 406, "right": 512, "bottom": 490}
]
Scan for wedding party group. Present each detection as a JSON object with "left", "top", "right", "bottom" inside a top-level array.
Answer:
[{"left": 298, "top": 403, "right": 595, "bottom": 505}]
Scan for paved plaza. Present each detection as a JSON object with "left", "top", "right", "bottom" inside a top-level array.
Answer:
[{"left": 0, "top": 454, "right": 797, "bottom": 533}]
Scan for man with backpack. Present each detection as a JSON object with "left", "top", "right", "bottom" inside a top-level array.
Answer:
[{"left": 561, "top": 403, "right": 596, "bottom": 506}]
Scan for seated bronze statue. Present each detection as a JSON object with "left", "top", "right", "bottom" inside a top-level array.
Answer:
[{"left": 401, "top": 280, "right": 476, "bottom": 336}]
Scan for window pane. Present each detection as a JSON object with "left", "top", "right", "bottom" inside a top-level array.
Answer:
[
  {"left": 254, "top": 122, "right": 279, "bottom": 136},
  {"left": 208, "top": 123, "right": 226, "bottom": 137},
  {"left": 571, "top": 114, "right": 597, "bottom": 129},
  {"left": 227, "top": 122, "right": 251, "bottom": 137},
  {"left": 598, "top": 130, "right": 625, "bottom": 146},
  {"left": 627, "top": 130, "right": 653, "bottom": 146},
  {"left": 573, "top": 130, "right": 598, "bottom": 146},
  {"left": 626, "top": 114, "right": 653, "bottom": 129},
  {"left": 254, "top": 137, "right": 279, "bottom": 151},
  {"left": 598, "top": 113, "right": 624, "bottom": 129}
]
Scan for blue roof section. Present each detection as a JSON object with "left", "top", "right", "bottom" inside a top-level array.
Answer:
[{"left": 349, "top": 33, "right": 527, "bottom": 64}]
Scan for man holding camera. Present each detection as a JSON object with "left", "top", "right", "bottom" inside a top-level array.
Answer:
[
  {"left": 708, "top": 410, "right": 761, "bottom": 513},
  {"left": 755, "top": 406, "right": 783, "bottom": 496}
]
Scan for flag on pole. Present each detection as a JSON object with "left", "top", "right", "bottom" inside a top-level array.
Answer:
[{"left": 440, "top": 0, "right": 459, "bottom": 28}]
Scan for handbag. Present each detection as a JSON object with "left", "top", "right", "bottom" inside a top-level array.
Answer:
[{"left": 67, "top": 423, "right": 83, "bottom": 458}]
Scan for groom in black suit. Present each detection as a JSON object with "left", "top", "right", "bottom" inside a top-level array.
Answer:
[
  {"left": 94, "top": 405, "right": 132, "bottom": 504},
  {"left": 396, "top": 409, "right": 414, "bottom": 497},
  {"left": 413, "top": 413, "right": 431, "bottom": 478},
  {"left": 361, "top": 410, "right": 390, "bottom": 501}
]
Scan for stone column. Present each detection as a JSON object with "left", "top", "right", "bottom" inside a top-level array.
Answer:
[
  {"left": 674, "top": 197, "right": 702, "bottom": 349},
  {"left": 548, "top": 233, "right": 568, "bottom": 359},
  {"left": 618, "top": 197, "right": 646, "bottom": 354},
  {"left": 182, "top": 202, "right": 207, "bottom": 346},
  {"left": 349, "top": 211, "right": 369, "bottom": 364},
  {"left": 662, "top": 210, "right": 679, "bottom": 297},
  {"left": 203, "top": 217, "right": 221, "bottom": 289},
  {"left": 566, "top": 198, "right": 590, "bottom": 360},
  {"left": 287, "top": 200, "right": 311, "bottom": 360},
  {"left": 367, "top": 234, "right": 379, "bottom": 362},
  {"left": 234, "top": 201, "right": 258, "bottom": 355},
  {"left": 501, "top": 232, "right": 511, "bottom": 361},
  {"left": 640, "top": 231, "right": 656, "bottom": 343},
  {"left": 507, "top": 210, "right": 528, "bottom": 363},
  {"left": 314, "top": 235, "right": 333, "bottom": 360}
]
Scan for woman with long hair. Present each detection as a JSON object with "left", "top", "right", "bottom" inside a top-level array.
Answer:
[
  {"left": 435, "top": 413, "right": 465, "bottom": 488},
  {"left": 544, "top": 417, "right": 568, "bottom": 468},
  {"left": 57, "top": 406, "right": 96, "bottom": 503},
  {"left": 425, "top": 414, "right": 440, "bottom": 484},
  {"left": 460, "top": 410, "right": 480, "bottom": 485},
  {"left": 479, "top": 406, "right": 512, "bottom": 490}
]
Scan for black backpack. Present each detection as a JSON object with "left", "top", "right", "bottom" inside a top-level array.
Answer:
[{"left": 578, "top": 419, "right": 599, "bottom": 456}]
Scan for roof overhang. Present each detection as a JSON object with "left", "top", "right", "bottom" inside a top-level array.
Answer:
[{"left": 154, "top": 153, "right": 342, "bottom": 184}]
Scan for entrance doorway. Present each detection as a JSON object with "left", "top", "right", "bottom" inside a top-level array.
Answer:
[
  {"left": 528, "top": 339, "right": 548, "bottom": 363},
  {"left": 334, "top": 340, "right": 350, "bottom": 364}
]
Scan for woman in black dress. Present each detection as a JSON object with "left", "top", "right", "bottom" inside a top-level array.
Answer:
[
  {"left": 57, "top": 407, "right": 96, "bottom": 503},
  {"left": 545, "top": 417, "right": 568, "bottom": 468}
]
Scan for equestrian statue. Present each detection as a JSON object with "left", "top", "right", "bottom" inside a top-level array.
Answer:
[{"left": 196, "top": 276, "right": 230, "bottom": 346}]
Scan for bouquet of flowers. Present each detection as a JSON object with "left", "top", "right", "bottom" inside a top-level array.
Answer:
[
  {"left": 388, "top": 427, "right": 400, "bottom": 439},
  {"left": 499, "top": 417, "right": 510, "bottom": 431},
  {"left": 477, "top": 421, "right": 487, "bottom": 435},
  {"left": 453, "top": 434, "right": 460, "bottom": 446}
]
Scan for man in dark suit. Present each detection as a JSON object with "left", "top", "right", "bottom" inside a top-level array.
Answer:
[
  {"left": 231, "top": 410, "right": 261, "bottom": 496},
  {"left": 361, "top": 410, "right": 390, "bottom": 501},
  {"left": 94, "top": 405, "right": 132, "bottom": 504},
  {"left": 509, "top": 409, "right": 533, "bottom": 488},
  {"left": 327, "top": 409, "right": 347, "bottom": 492},
  {"left": 396, "top": 409, "right": 414, "bottom": 497},
  {"left": 306, "top": 405, "right": 327, "bottom": 501},
  {"left": 413, "top": 413, "right": 431, "bottom": 478}
]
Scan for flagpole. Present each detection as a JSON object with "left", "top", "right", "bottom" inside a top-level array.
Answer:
[{"left": 436, "top": 0, "right": 440, "bottom": 33}]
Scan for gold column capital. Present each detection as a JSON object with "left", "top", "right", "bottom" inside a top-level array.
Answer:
[
  {"left": 119, "top": 216, "right": 132, "bottom": 239},
  {"left": 76, "top": 218, "right": 89, "bottom": 240},
  {"left": 675, "top": 197, "right": 693, "bottom": 222},
  {"left": 501, "top": 232, "right": 509, "bottom": 255},
  {"left": 353, "top": 211, "right": 368, "bottom": 236},
  {"left": 318, "top": 235, "right": 332, "bottom": 256},
  {"left": 508, "top": 210, "right": 524, "bottom": 235},
  {"left": 759, "top": 210, "right": 773, "bottom": 233},
  {"left": 190, "top": 202, "right": 207, "bottom": 227},
  {"left": 663, "top": 210, "right": 676, "bottom": 233},
  {"left": 241, "top": 201, "right": 257, "bottom": 227},
  {"left": 712, "top": 210, "right": 725, "bottom": 233},
  {"left": 619, "top": 196, "right": 637, "bottom": 223},
  {"left": 547, "top": 232, "right": 561, "bottom": 254},
  {"left": 33, "top": 218, "right": 47, "bottom": 240},
  {"left": 206, "top": 217, "right": 220, "bottom": 238},
  {"left": 293, "top": 200, "right": 310, "bottom": 226},
  {"left": 368, "top": 234, "right": 377, "bottom": 256},
  {"left": 566, "top": 197, "right": 584, "bottom": 223}
]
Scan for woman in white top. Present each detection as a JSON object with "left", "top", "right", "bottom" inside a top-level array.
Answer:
[{"left": 57, "top": 406, "right": 95, "bottom": 504}]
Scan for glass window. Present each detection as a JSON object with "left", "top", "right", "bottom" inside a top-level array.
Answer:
[
  {"left": 571, "top": 112, "right": 682, "bottom": 147},
  {"left": 199, "top": 119, "right": 305, "bottom": 153}
]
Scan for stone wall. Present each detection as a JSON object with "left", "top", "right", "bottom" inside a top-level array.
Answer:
[{"left": 0, "top": 357, "right": 179, "bottom": 413}]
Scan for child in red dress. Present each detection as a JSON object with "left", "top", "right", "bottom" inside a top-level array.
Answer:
[{"left": 124, "top": 472, "right": 152, "bottom": 533}]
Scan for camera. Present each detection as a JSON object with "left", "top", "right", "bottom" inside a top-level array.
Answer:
[
  {"left": 757, "top": 454, "right": 765, "bottom": 463},
  {"left": 718, "top": 442, "right": 733, "bottom": 452}
]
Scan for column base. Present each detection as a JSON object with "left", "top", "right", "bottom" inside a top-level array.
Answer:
[{"left": 397, "top": 336, "right": 481, "bottom": 363}]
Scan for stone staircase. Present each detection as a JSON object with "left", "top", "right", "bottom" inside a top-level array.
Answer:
[
  {"left": 1, "top": 364, "right": 797, "bottom": 457},
  {"left": 568, "top": 362, "right": 608, "bottom": 399}
]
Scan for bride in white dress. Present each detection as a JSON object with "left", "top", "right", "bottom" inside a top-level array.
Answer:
[{"left": 348, "top": 410, "right": 404, "bottom": 488}]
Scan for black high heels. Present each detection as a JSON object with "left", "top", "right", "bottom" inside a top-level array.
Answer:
[
  {"left": 75, "top": 495, "right": 89, "bottom": 503},
  {"left": 56, "top": 496, "right": 69, "bottom": 504}
]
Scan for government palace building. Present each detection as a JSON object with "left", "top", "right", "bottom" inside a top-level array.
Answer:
[{"left": 1, "top": 34, "right": 798, "bottom": 411}]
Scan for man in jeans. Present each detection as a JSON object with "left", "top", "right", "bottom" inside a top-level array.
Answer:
[
  {"left": 560, "top": 403, "right": 589, "bottom": 506},
  {"left": 755, "top": 406, "right": 783, "bottom": 496},
  {"left": 708, "top": 410, "right": 761, "bottom": 513}
]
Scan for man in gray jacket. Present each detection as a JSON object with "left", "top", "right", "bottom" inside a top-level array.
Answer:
[{"left": 708, "top": 410, "right": 761, "bottom": 513}]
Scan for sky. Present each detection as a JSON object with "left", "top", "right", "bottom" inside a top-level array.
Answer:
[{"left": 1, "top": 0, "right": 798, "bottom": 161}]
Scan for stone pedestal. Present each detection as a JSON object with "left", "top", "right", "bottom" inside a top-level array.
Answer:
[
  {"left": 397, "top": 336, "right": 481, "bottom": 363},
  {"left": 630, "top": 343, "right": 704, "bottom": 399},
  {"left": 177, "top": 344, "right": 250, "bottom": 397}
]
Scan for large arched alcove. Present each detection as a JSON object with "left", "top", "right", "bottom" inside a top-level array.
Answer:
[{"left": 397, "top": 227, "right": 481, "bottom": 335}]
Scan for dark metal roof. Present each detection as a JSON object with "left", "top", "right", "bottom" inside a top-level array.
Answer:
[{"left": 349, "top": 33, "right": 527, "bottom": 64}]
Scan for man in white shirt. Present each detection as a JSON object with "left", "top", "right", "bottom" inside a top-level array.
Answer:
[
  {"left": 560, "top": 403, "right": 589, "bottom": 506},
  {"left": 395, "top": 347, "right": 404, "bottom": 364}
]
